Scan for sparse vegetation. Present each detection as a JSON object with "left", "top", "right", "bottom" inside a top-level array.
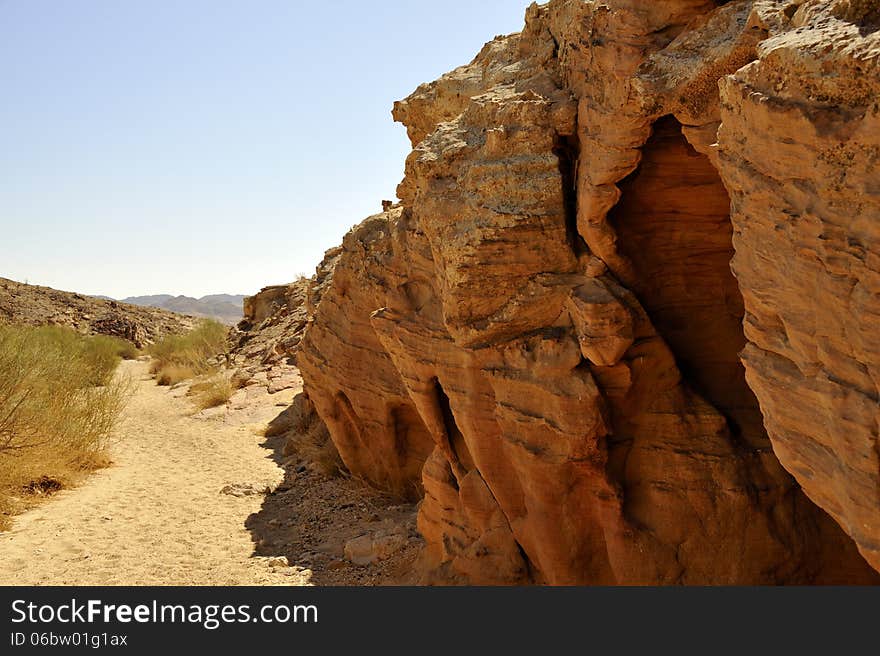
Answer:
[
  {"left": 189, "top": 375, "right": 234, "bottom": 410},
  {"left": 111, "top": 338, "right": 141, "bottom": 361},
  {"left": 0, "top": 324, "right": 131, "bottom": 529},
  {"left": 147, "top": 320, "right": 228, "bottom": 386},
  {"left": 292, "top": 420, "right": 345, "bottom": 478},
  {"left": 155, "top": 364, "right": 196, "bottom": 387},
  {"left": 80, "top": 335, "right": 128, "bottom": 386},
  {"left": 268, "top": 393, "right": 345, "bottom": 477}
]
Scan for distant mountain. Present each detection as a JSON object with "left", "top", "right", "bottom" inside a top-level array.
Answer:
[
  {"left": 119, "top": 294, "right": 246, "bottom": 326},
  {"left": 121, "top": 294, "right": 175, "bottom": 306}
]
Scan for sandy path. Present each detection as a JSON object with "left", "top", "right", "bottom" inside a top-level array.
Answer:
[{"left": 0, "top": 360, "right": 310, "bottom": 585}]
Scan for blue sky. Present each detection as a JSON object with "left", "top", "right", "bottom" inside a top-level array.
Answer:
[{"left": 0, "top": 0, "right": 532, "bottom": 298}]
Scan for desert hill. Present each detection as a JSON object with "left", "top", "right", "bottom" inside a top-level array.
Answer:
[{"left": 0, "top": 277, "right": 193, "bottom": 347}]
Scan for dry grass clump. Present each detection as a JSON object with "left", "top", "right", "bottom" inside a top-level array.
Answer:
[
  {"left": 155, "top": 364, "right": 196, "bottom": 387},
  {"left": 189, "top": 375, "right": 234, "bottom": 410},
  {"left": 0, "top": 324, "right": 130, "bottom": 529},
  {"left": 268, "top": 392, "right": 345, "bottom": 477},
  {"left": 148, "top": 320, "right": 227, "bottom": 386}
]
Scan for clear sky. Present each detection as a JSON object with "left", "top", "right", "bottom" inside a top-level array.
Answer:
[{"left": 0, "top": 0, "right": 532, "bottom": 298}]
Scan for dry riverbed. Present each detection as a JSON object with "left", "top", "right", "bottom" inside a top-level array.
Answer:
[{"left": 0, "top": 359, "right": 419, "bottom": 585}]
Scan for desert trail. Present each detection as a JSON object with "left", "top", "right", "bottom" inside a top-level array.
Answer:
[{"left": 0, "top": 360, "right": 307, "bottom": 586}]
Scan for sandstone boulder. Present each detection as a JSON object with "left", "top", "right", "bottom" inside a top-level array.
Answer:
[{"left": 344, "top": 532, "right": 408, "bottom": 566}]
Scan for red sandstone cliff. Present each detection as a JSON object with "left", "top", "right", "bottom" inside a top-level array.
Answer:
[{"left": 294, "top": 0, "right": 880, "bottom": 584}]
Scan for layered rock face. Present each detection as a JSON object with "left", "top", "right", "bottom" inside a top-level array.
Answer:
[
  {"left": 717, "top": 0, "right": 880, "bottom": 571},
  {"left": 298, "top": 0, "right": 880, "bottom": 584}
]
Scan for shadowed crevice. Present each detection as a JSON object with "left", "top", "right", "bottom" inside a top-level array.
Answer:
[
  {"left": 553, "top": 133, "right": 587, "bottom": 258},
  {"left": 607, "top": 115, "right": 766, "bottom": 448}
]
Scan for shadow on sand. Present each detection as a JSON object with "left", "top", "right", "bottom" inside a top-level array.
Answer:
[{"left": 244, "top": 406, "right": 422, "bottom": 586}]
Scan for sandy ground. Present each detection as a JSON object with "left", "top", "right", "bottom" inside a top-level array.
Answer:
[{"left": 0, "top": 359, "right": 310, "bottom": 585}]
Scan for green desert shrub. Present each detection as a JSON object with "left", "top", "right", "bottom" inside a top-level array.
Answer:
[
  {"left": 147, "top": 320, "right": 227, "bottom": 386},
  {"left": 0, "top": 324, "right": 130, "bottom": 528},
  {"left": 80, "top": 335, "right": 127, "bottom": 386},
  {"left": 110, "top": 337, "right": 141, "bottom": 361}
]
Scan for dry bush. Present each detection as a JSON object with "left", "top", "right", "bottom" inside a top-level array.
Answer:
[
  {"left": 110, "top": 338, "right": 141, "bottom": 360},
  {"left": 0, "top": 324, "right": 130, "bottom": 528},
  {"left": 148, "top": 320, "right": 227, "bottom": 385},
  {"left": 269, "top": 392, "right": 345, "bottom": 477},
  {"left": 294, "top": 421, "right": 344, "bottom": 478},
  {"left": 15, "top": 326, "right": 125, "bottom": 387},
  {"left": 80, "top": 335, "right": 125, "bottom": 386},
  {"left": 190, "top": 375, "right": 234, "bottom": 410},
  {"left": 155, "top": 364, "right": 196, "bottom": 387}
]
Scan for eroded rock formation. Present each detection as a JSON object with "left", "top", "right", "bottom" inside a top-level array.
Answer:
[
  {"left": 717, "top": 0, "right": 880, "bottom": 572},
  {"left": 229, "top": 279, "right": 311, "bottom": 393},
  {"left": 297, "top": 0, "right": 880, "bottom": 584}
]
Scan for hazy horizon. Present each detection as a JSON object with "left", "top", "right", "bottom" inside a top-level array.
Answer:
[{"left": 1, "top": 0, "right": 532, "bottom": 299}]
